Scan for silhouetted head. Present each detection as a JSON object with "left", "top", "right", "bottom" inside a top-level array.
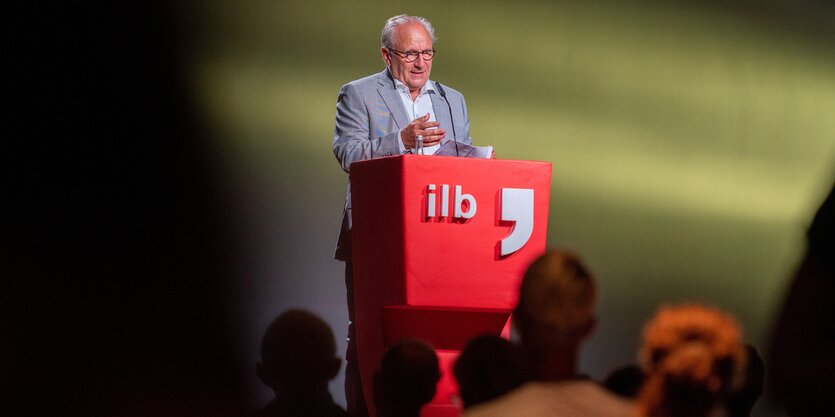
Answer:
[
  {"left": 638, "top": 304, "right": 746, "bottom": 417},
  {"left": 256, "top": 309, "right": 341, "bottom": 393},
  {"left": 374, "top": 339, "right": 441, "bottom": 417},
  {"left": 453, "top": 335, "right": 528, "bottom": 409},
  {"left": 513, "top": 250, "right": 597, "bottom": 354},
  {"left": 603, "top": 364, "right": 645, "bottom": 398}
]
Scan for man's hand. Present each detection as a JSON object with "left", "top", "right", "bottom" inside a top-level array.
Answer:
[{"left": 401, "top": 113, "right": 445, "bottom": 149}]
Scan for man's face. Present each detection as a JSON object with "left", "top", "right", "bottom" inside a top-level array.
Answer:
[{"left": 382, "top": 22, "right": 433, "bottom": 93}]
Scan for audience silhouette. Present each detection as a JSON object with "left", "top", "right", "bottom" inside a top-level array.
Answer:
[
  {"left": 254, "top": 309, "right": 348, "bottom": 417},
  {"left": 726, "top": 344, "right": 764, "bottom": 417},
  {"left": 246, "top": 245, "right": 782, "bottom": 417},
  {"left": 373, "top": 338, "right": 441, "bottom": 417},
  {"left": 637, "top": 304, "right": 746, "bottom": 417},
  {"left": 769, "top": 182, "right": 834, "bottom": 417},
  {"left": 603, "top": 364, "right": 645, "bottom": 399},
  {"left": 602, "top": 343, "right": 763, "bottom": 415},
  {"left": 463, "top": 249, "right": 634, "bottom": 417},
  {"left": 453, "top": 335, "right": 528, "bottom": 409}
]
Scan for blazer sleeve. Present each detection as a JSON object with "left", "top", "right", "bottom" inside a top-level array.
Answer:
[{"left": 333, "top": 82, "right": 403, "bottom": 173}]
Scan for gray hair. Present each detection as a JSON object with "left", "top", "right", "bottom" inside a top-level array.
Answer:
[{"left": 381, "top": 15, "right": 436, "bottom": 49}]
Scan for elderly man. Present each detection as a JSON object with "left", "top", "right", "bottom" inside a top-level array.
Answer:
[
  {"left": 463, "top": 250, "right": 635, "bottom": 417},
  {"left": 332, "top": 14, "right": 484, "bottom": 417}
]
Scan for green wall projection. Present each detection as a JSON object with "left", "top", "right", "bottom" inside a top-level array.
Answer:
[{"left": 182, "top": 1, "right": 834, "bottom": 414}]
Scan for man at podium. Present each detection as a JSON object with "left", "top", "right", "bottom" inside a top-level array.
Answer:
[{"left": 331, "top": 14, "right": 489, "bottom": 417}]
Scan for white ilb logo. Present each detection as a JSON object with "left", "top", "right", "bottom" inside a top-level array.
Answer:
[
  {"left": 426, "top": 184, "right": 477, "bottom": 219},
  {"left": 425, "top": 184, "right": 534, "bottom": 256}
]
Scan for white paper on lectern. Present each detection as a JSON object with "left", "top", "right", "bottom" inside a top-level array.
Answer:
[{"left": 434, "top": 141, "right": 493, "bottom": 158}]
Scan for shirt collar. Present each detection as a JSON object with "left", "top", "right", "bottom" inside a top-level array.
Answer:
[{"left": 388, "top": 68, "right": 435, "bottom": 96}]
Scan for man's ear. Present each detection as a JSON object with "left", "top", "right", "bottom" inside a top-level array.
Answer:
[
  {"left": 381, "top": 47, "right": 391, "bottom": 67},
  {"left": 256, "top": 362, "right": 272, "bottom": 387},
  {"left": 328, "top": 357, "right": 342, "bottom": 380}
]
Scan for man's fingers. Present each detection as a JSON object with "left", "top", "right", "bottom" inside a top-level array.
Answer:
[
  {"left": 407, "top": 117, "right": 443, "bottom": 145},
  {"left": 418, "top": 121, "right": 441, "bottom": 129},
  {"left": 421, "top": 134, "right": 444, "bottom": 145},
  {"left": 412, "top": 113, "right": 430, "bottom": 124},
  {"left": 418, "top": 128, "right": 445, "bottom": 138}
]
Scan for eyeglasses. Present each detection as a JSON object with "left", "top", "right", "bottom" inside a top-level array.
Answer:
[{"left": 387, "top": 48, "right": 436, "bottom": 62}]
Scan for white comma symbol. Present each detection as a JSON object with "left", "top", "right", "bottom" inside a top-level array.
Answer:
[{"left": 499, "top": 188, "right": 534, "bottom": 256}]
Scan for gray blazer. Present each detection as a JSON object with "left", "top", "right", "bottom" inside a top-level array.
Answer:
[{"left": 332, "top": 69, "right": 472, "bottom": 260}]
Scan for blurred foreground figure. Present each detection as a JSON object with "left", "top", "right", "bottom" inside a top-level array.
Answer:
[
  {"left": 768, "top": 183, "right": 834, "bottom": 417},
  {"left": 726, "top": 344, "right": 764, "bottom": 417},
  {"left": 453, "top": 335, "right": 528, "bottom": 409},
  {"left": 255, "top": 309, "right": 348, "bottom": 417},
  {"left": 464, "top": 250, "right": 634, "bottom": 417},
  {"left": 603, "top": 364, "right": 645, "bottom": 399},
  {"left": 373, "top": 339, "right": 441, "bottom": 417},
  {"left": 638, "top": 304, "right": 747, "bottom": 417}
]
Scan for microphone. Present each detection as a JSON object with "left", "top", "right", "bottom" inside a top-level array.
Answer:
[{"left": 435, "top": 82, "right": 460, "bottom": 157}]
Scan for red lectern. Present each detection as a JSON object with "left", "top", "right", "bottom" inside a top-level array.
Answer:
[{"left": 350, "top": 155, "right": 551, "bottom": 417}]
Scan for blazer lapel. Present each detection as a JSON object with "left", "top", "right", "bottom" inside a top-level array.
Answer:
[{"left": 377, "top": 71, "right": 410, "bottom": 129}]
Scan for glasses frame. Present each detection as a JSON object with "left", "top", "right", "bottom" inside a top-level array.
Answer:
[{"left": 387, "top": 47, "right": 436, "bottom": 63}]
